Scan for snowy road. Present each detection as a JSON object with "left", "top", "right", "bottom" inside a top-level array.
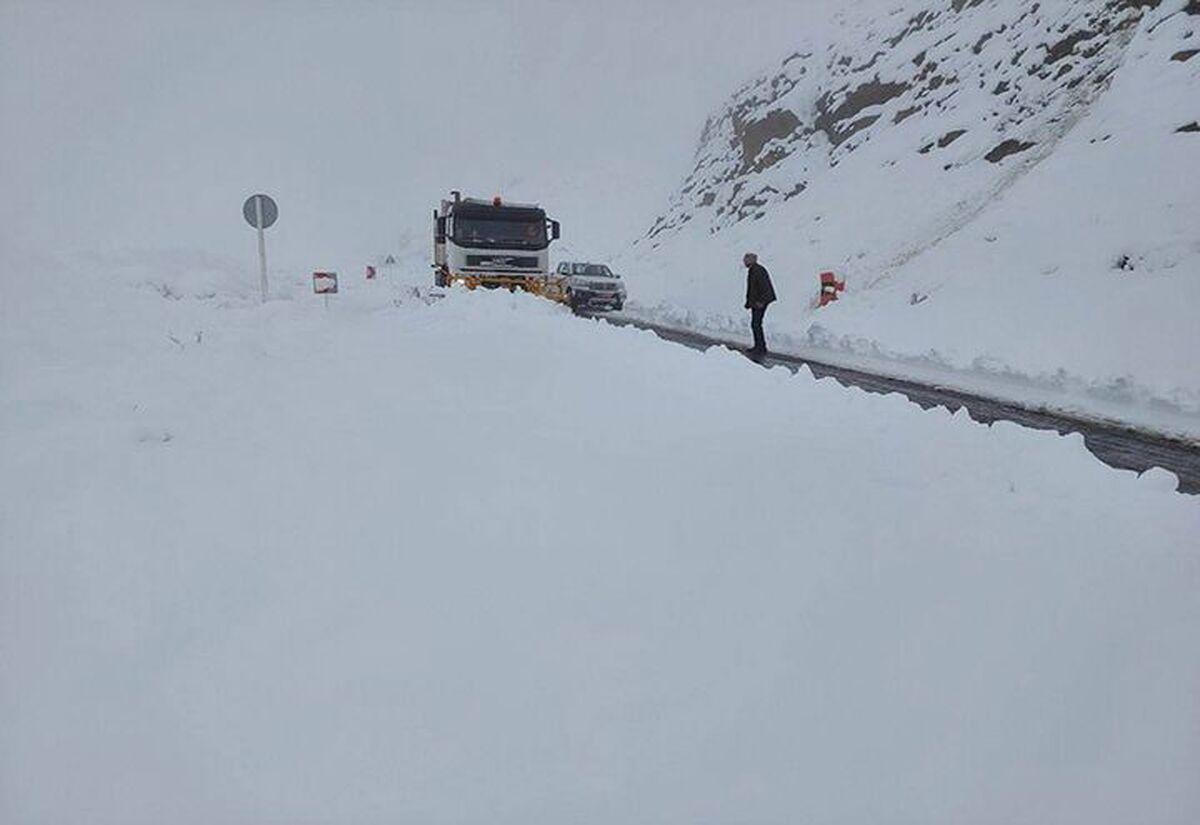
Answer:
[{"left": 589, "top": 313, "right": 1200, "bottom": 494}]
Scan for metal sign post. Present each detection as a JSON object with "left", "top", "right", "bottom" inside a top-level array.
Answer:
[
  {"left": 254, "top": 198, "right": 267, "bottom": 301},
  {"left": 242, "top": 194, "right": 279, "bottom": 302}
]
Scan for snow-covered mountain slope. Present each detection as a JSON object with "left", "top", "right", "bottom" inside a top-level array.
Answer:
[
  {"left": 3, "top": 250, "right": 1198, "bottom": 824},
  {"left": 619, "top": 0, "right": 1200, "bottom": 436}
]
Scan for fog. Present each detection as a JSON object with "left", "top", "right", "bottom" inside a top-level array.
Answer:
[{"left": 1, "top": 0, "right": 892, "bottom": 271}]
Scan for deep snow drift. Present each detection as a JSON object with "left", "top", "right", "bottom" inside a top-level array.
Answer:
[
  {"left": 618, "top": 0, "right": 1200, "bottom": 438},
  {"left": 2, "top": 254, "right": 1198, "bottom": 824}
]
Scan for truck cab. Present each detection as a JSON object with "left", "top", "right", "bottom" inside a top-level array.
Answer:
[{"left": 433, "top": 192, "right": 564, "bottom": 302}]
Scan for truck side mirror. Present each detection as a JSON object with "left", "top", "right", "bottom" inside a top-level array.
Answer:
[
  {"left": 549, "top": 220, "right": 560, "bottom": 241},
  {"left": 435, "top": 215, "right": 446, "bottom": 243}
]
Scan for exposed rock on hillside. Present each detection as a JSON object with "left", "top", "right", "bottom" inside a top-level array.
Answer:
[{"left": 644, "top": 0, "right": 1172, "bottom": 243}]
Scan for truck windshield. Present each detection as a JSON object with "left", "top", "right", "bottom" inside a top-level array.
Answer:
[{"left": 454, "top": 217, "right": 546, "bottom": 249}]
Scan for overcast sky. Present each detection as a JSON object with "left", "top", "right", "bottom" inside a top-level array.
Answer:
[{"left": 1, "top": 0, "right": 899, "bottom": 270}]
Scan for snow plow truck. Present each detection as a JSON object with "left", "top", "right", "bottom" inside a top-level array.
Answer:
[{"left": 433, "top": 191, "right": 566, "bottom": 303}]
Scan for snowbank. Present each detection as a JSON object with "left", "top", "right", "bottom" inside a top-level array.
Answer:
[{"left": 2, "top": 252, "right": 1198, "bottom": 824}]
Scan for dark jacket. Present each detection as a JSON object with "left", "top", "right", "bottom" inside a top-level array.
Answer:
[{"left": 746, "top": 262, "right": 777, "bottom": 308}]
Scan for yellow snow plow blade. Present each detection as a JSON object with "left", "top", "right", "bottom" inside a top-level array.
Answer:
[{"left": 446, "top": 273, "right": 570, "bottom": 305}]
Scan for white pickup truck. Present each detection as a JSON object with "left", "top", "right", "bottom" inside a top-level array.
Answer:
[{"left": 555, "top": 262, "right": 627, "bottom": 313}]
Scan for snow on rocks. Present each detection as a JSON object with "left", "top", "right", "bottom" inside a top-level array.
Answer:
[
  {"left": 2, "top": 253, "right": 1198, "bottom": 824},
  {"left": 618, "top": 0, "right": 1200, "bottom": 439}
]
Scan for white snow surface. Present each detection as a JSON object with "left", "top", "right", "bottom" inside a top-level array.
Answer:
[
  {"left": 2, "top": 253, "right": 1199, "bottom": 824},
  {"left": 617, "top": 0, "right": 1200, "bottom": 438}
]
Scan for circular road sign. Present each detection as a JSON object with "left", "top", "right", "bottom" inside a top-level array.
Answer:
[{"left": 242, "top": 193, "right": 278, "bottom": 229}]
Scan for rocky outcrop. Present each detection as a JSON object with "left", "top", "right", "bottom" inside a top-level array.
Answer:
[{"left": 643, "top": 0, "right": 1169, "bottom": 245}]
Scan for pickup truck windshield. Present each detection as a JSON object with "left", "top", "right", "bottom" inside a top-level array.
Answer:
[
  {"left": 454, "top": 217, "right": 546, "bottom": 249},
  {"left": 570, "top": 264, "right": 613, "bottom": 277}
]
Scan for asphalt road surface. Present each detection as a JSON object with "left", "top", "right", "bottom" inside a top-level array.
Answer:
[{"left": 589, "top": 313, "right": 1200, "bottom": 495}]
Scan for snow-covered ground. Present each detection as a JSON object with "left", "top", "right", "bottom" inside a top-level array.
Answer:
[
  {"left": 618, "top": 0, "right": 1200, "bottom": 439},
  {"left": 2, "top": 2, "right": 1198, "bottom": 821},
  {"left": 3, "top": 254, "right": 1198, "bottom": 824}
]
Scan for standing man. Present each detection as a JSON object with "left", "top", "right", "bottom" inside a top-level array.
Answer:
[{"left": 743, "top": 252, "right": 777, "bottom": 358}]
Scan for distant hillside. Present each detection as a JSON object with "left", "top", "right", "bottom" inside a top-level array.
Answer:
[
  {"left": 620, "top": 0, "right": 1199, "bottom": 435},
  {"left": 644, "top": 0, "right": 1185, "bottom": 255}
]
